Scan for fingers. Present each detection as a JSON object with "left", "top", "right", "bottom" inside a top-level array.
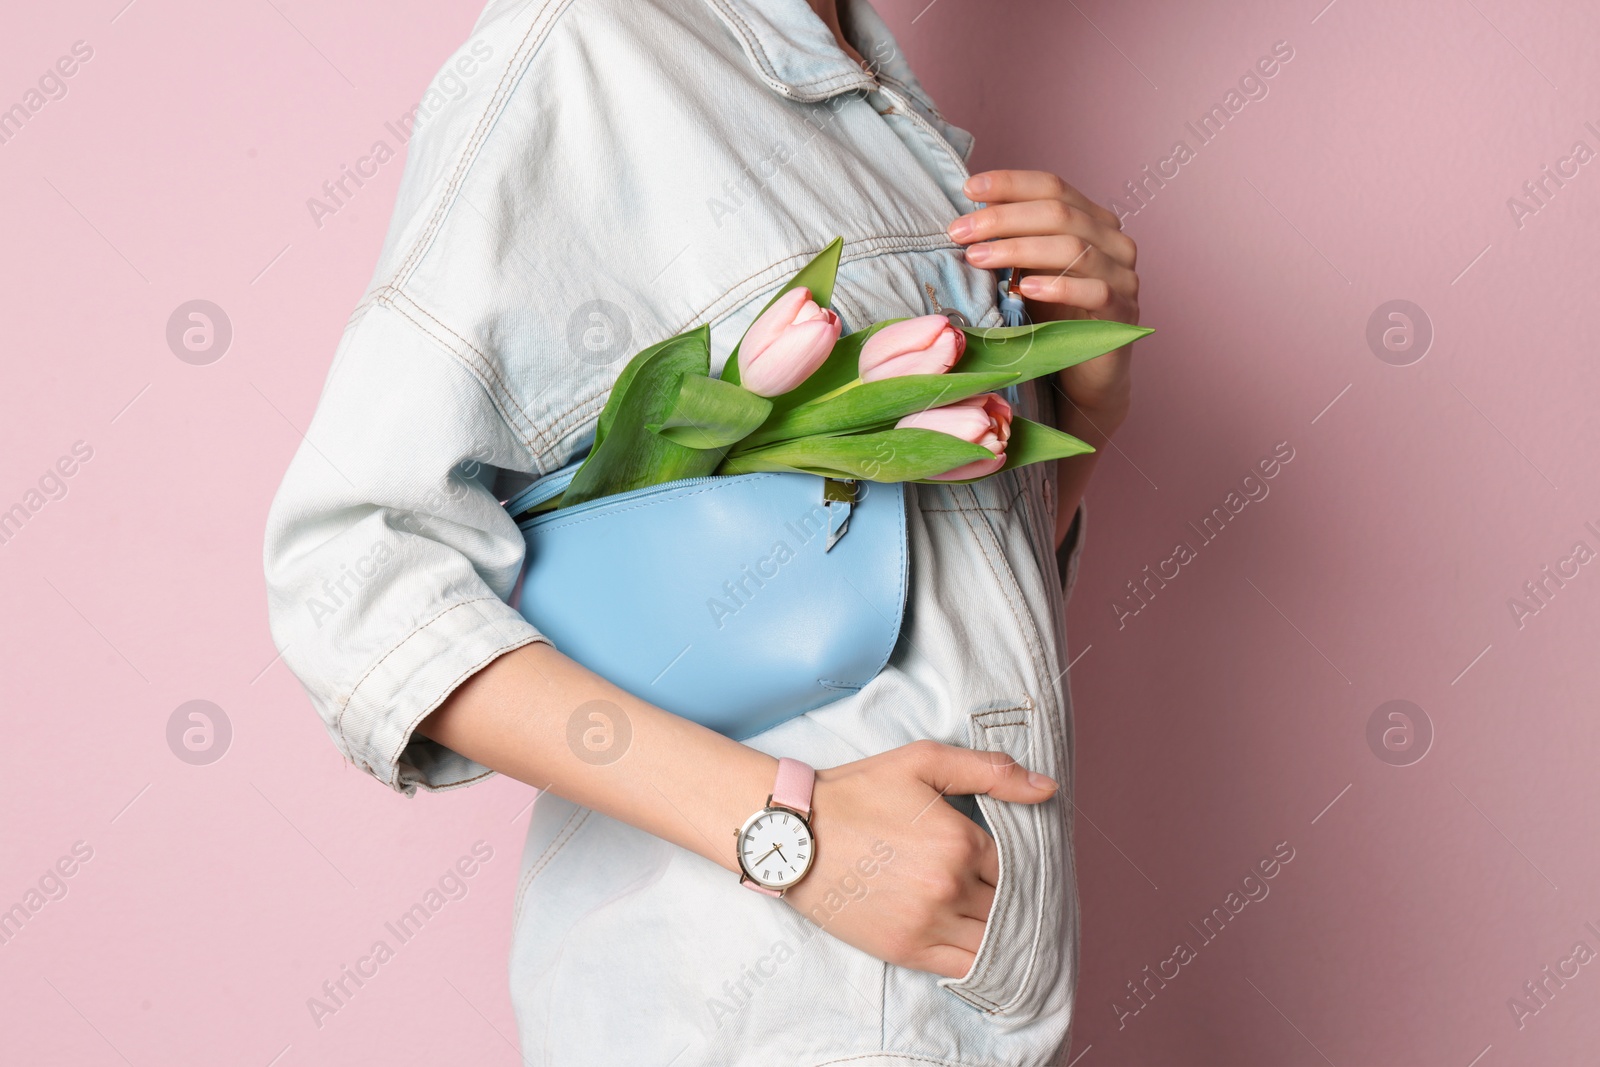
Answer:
[
  {"left": 964, "top": 235, "right": 1132, "bottom": 289},
  {"left": 965, "top": 874, "right": 996, "bottom": 921},
  {"left": 1018, "top": 273, "right": 1138, "bottom": 322},
  {"left": 917, "top": 944, "right": 978, "bottom": 980},
  {"left": 965, "top": 169, "right": 1120, "bottom": 230},
  {"left": 919, "top": 912, "right": 989, "bottom": 977},
  {"left": 898, "top": 849, "right": 996, "bottom": 977},
  {"left": 908, "top": 740, "right": 1057, "bottom": 803},
  {"left": 944, "top": 915, "right": 988, "bottom": 956},
  {"left": 948, "top": 170, "right": 1140, "bottom": 325},
  {"left": 974, "top": 829, "right": 999, "bottom": 890},
  {"left": 952, "top": 199, "right": 1136, "bottom": 269},
  {"left": 963, "top": 233, "right": 1138, "bottom": 322}
]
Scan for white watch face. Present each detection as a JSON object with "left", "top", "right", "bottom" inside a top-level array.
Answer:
[{"left": 738, "top": 808, "right": 814, "bottom": 889}]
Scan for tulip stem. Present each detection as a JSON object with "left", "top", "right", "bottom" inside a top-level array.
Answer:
[{"left": 801, "top": 377, "right": 863, "bottom": 408}]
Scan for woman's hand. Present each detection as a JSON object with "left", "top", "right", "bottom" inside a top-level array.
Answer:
[
  {"left": 948, "top": 169, "right": 1140, "bottom": 433},
  {"left": 784, "top": 740, "right": 1057, "bottom": 979}
]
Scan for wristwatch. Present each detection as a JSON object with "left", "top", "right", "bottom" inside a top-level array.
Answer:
[{"left": 735, "top": 757, "right": 816, "bottom": 897}]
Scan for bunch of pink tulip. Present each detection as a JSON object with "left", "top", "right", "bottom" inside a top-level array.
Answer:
[
  {"left": 738, "top": 290, "right": 1007, "bottom": 480},
  {"left": 554, "top": 238, "right": 1147, "bottom": 509}
]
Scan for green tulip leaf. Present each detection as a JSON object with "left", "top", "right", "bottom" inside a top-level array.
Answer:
[
  {"left": 927, "top": 417, "right": 1096, "bottom": 483},
  {"left": 594, "top": 329, "right": 705, "bottom": 451},
  {"left": 721, "top": 237, "right": 844, "bottom": 388},
  {"left": 735, "top": 370, "right": 1018, "bottom": 450},
  {"left": 647, "top": 373, "right": 773, "bottom": 449},
  {"left": 565, "top": 325, "right": 724, "bottom": 507},
  {"left": 956, "top": 319, "right": 1153, "bottom": 379},
  {"left": 718, "top": 428, "right": 997, "bottom": 482},
  {"left": 1002, "top": 416, "right": 1096, "bottom": 468}
]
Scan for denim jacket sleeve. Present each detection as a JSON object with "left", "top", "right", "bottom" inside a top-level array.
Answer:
[{"left": 263, "top": 301, "right": 547, "bottom": 795}]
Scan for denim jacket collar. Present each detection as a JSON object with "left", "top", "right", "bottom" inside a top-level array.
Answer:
[
  {"left": 703, "top": 0, "right": 878, "bottom": 101},
  {"left": 705, "top": 0, "right": 973, "bottom": 159}
]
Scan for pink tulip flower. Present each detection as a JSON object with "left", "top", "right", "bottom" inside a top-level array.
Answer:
[
  {"left": 737, "top": 287, "right": 842, "bottom": 397},
  {"left": 858, "top": 315, "right": 966, "bottom": 382},
  {"left": 896, "top": 393, "right": 1013, "bottom": 480}
]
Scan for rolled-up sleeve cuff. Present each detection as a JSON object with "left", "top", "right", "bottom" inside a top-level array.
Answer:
[
  {"left": 1056, "top": 501, "right": 1087, "bottom": 602},
  {"left": 335, "top": 595, "right": 547, "bottom": 796}
]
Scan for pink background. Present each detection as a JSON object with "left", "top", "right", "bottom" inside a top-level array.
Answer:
[{"left": 2, "top": 1, "right": 1596, "bottom": 1064}]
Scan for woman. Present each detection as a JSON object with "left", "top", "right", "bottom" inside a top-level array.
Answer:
[{"left": 264, "top": 0, "right": 1139, "bottom": 1062}]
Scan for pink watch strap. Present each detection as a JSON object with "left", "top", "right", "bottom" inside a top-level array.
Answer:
[{"left": 771, "top": 757, "right": 814, "bottom": 818}]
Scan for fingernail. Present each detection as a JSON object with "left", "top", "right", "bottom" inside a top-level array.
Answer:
[
  {"left": 947, "top": 217, "right": 974, "bottom": 241},
  {"left": 966, "top": 175, "right": 991, "bottom": 196},
  {"left": 1028, "top": 771, "right": 1057, "bottom": 791},
  {"left": 964, "top": 243, "right": 991, "bottom": 263},
  {"left": 1018, "top": 275, "right": 1044, "bottom": 295}
]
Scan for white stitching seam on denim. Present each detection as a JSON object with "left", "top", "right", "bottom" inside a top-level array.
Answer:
[{"left": 511, "top": 806, "right": 593, "bottom": 928}]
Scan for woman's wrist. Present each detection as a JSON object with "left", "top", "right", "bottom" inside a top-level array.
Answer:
[
  {"left": 693, "top": 742, "right": 784, "bottom": 875},
  {"left": 1054, "top": 363, "right": 1131, "bottom": 445},
  {"left": 1051, "top": 385, "right": 1127, "bottom": 547},
  {"left": 1059, "top": 397, "right": 1128, "bottom": 449}
]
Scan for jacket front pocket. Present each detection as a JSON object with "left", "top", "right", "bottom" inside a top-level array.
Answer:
[{"left": 938, "top": 703, "right": 1070, "bottom": 1021}]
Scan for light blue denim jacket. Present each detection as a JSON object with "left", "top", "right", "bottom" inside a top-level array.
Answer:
[{"left": 265, "top": 1, "right": 1087, "bottom": 1063}]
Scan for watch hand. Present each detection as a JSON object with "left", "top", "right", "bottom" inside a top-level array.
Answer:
[
  {"left": 751, "top": 844, "right": 780, "bottom": 866},
  {"left": 772, "top": 844, "right": 789, "bottom": 864}
]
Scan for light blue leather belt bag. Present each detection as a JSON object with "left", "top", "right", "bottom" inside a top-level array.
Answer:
[{"left": 503, "top": 465, "right": 909, "bottom": 740}]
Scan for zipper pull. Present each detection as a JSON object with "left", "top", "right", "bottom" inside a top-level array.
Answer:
[
  {"left": 998, "top": 268, "right": 1028, "bottom": 327},
  {"left": 822, "top": 478, "right": 857, "bottom": 551}
]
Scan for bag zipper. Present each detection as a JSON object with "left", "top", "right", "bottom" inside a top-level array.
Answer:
[
  {"left": 510, "top": 469, "right": 732, "bottom": 528},
  {"left": 504, "top": 462, "right": 581, "bottom": 518}
]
